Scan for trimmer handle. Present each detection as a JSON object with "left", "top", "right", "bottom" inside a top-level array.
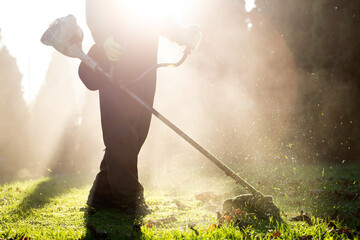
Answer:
[{"left": 121, "top": 45, "right": 192, "bottom": 87}]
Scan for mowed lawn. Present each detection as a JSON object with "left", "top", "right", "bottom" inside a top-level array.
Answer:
[{"left": 0, "top": 163, "right": 359, "bottom": 239}]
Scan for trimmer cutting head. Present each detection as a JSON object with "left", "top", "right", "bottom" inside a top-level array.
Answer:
[{"left": 223, "top": 194, "right": 280, "bottom": 219}]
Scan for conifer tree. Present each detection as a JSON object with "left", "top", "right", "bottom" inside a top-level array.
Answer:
[{"left": 0, "top": 32, "right": 31, "bottom": 176}]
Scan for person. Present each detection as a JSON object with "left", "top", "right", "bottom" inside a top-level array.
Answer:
[{"left": 81, "top": 0, "right": 201, "bottom": 215}]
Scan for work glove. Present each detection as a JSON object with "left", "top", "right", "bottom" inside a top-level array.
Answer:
[
  {"left": 103, "top": 36, "right": 126, "bottom": 62},
  {"left": 181, "top": 25, "right": 202, "bottom": 51}
]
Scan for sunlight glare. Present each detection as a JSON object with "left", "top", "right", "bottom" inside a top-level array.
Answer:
[
  {"left": 123, "top": 0, "right": 189, "bottom": 21},
  {"left": 245, "top": 0, "right": 256, "bottom": 12},
  {"left": 0, "top": 0, "right": 86, "bottom": 103}
]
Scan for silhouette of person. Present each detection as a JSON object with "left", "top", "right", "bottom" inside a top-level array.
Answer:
[{"left": 81, "top": 0, "right": 201, "bottom": 215}]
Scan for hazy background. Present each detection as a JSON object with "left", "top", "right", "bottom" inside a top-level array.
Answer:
[{"left": 0, "top": 0, "right": 359, "bottom": 192}]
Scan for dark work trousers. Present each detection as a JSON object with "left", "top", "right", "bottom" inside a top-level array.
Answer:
[{"left": 87, "top": 63, "right": 156, "bottom": 207}]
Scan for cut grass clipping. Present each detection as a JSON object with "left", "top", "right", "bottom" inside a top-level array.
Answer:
[{"left": 0, "top": 163, "right": 359, "bottom": 239}]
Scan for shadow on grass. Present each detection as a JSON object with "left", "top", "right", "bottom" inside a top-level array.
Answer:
[
  {"left": 82, "top": 210, "right": 284, "bottom": 239},
  {"left": 83, "top": 209, "right": 144, "bottom": 240},
  {"left": 9, "top": 174, "right": 90, "bottom": 221}
]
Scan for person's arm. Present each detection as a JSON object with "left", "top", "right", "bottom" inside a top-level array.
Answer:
[
  {"left": 81, "top": 0, "right": 115, "bottom": 91},
  {"left": 160, "top": 16, "right": 202, "bottom": 50},
  {"left": 86, "top": 0, "right": 125, "bottom": 62},
  {"left": 86, "top": 0, "right": 112, "bottom": 47}
]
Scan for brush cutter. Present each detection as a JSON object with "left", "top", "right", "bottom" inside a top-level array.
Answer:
[{"left": 41, "top": 15, "right": 280, "bottom": 219}]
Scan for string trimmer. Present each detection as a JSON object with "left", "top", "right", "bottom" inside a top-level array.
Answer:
[{"left": 41, "top": 15, "right": 280, "bottom": 219}]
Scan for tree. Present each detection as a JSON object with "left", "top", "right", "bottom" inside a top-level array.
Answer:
[
  {"left": 0, "top": 33, "right": 31, "bottom": 176},
  {"left": 256, "top": 0, "right": 360, "bottom": 162}
]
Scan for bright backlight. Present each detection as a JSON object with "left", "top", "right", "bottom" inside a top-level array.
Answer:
[{"left": 123, "top": 0, "right": 189, "bottom": 20}]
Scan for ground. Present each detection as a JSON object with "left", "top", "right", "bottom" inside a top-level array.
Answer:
[{"left": 0, "top": 162, "right": 359, "bottom": 239}]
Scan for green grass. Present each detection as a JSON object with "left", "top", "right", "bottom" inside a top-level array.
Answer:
[{"left": 0, "top": 163, "right": 359, "bottom": 239}]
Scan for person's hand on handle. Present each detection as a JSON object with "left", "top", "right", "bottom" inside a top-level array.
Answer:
[
  {"left": 182, "top": 25, "right": 202, "bottom": 51},
  {"left": 103, "top": 36, "right": 126, "bottom": 62}
]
